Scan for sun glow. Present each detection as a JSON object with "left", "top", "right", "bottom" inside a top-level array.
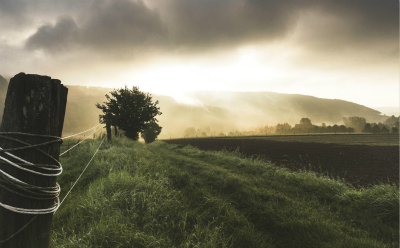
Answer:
[{"left": 117, "top": 46, "right": 291, "bottom": 101}]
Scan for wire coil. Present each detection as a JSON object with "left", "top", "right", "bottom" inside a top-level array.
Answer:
[
  {"left": 0, "top": 132, "right": 62, "bottom": 215},
  {"left": 0, "top": 125, "right": 104, "bottom": 243}
]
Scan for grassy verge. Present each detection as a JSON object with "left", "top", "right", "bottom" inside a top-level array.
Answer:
[{"left": 52, "top": 137, "right": 399, "bottom": 247}]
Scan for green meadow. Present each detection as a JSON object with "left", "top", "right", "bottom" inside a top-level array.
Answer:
[{"left": 52, "top": 137, "right": 399, "bottom": 247}]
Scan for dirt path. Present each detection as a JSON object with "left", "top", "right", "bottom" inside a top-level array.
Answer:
[{"left": 164, "top": 138, "right": 399, "bottom": 188}]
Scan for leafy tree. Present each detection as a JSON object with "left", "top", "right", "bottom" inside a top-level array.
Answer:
[
  {"left": 141, "top": 121, "right": 162, "bottom": 143},
  {"left": 372, "top": 125, "right": 381, "bottom": 134},
  {"left": 347, "top": 127, "right": 355, "bottom": 133},
  {"left": 343, "top": 117, "right": 366, "bottom": 132},
  {"left": 384, "top": 115, "right": 399, "bottom": 127},
  {"left": 276, "top": 122, "right": 292, "bottom": 134},
  {"left": 96, "top": 86, "right": 162, "bottom": 140},
  {"left": 362, "top": 123, "right": 372, "bottom": 133},
  {"left": 339, "top": 125, "right": 347, "bottom": 133},
  {"left": 392, "top": 127, "right": 399, "bottom": 133},
  {"left": 300, "top": 118, "right": 312, "bottom": 126},
  {"left": 184, "top": 127, "right": 196, "bottom": 137},
  {"left": 381, "top": 126, "right": 389, "bottom": 133},
  {"left": 276, "top": 122, "right": 292, "bottom": 130}
]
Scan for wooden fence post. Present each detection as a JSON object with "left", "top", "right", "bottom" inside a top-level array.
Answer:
[
  {"left": 113, "top": 125, "right": 118, "bottom": 137},
  {"left": 0, "top": 73, "right": 68, "bottom": 248},
  {"left": 105, "top": 115, "right": 111, "bottom": 142}
]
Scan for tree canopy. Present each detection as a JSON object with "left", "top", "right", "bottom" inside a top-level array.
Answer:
[
  {"left": 141, "top": 121, "right": 162, "bottom": 143},
  {"left": 96, "top": 86, "right": 162, "bottom": 140}
]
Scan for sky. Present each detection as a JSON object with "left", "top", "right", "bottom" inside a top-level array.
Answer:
[{"left": 0, "top": 0, "right": 398, "bottom": 109}]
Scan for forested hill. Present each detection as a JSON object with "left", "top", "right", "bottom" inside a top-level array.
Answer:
[
  {"left": 185, "top": 91, "right": 384, "bottom": 125},
  {"left": 0, "top": 83, "right": 388, "bottom": 138}
]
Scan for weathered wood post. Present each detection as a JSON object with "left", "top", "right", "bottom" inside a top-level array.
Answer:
[
  {"left": 105, "top": 115, "right": 111, "bottom": 142},
  {"left": 113, "top": 125, "right": 118, "bottom": 137},
  {"left": 0, "top": 73, "right": 68, "bottom": 248}
]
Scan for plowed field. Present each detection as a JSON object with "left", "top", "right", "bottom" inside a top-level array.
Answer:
[{"left": 164, "top": 135, "right": 399, "bottom": 188}]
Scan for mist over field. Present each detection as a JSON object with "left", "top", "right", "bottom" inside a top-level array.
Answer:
[
  {"left": 0, "top": 1, "right": 398, "bottom": 247},
  {"left": 0, "top": 77, "right": 393, "bottom": 139}
]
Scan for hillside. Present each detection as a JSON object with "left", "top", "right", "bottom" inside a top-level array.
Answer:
[
  {"left": 185, "top": 91, "right": 385, "bottom": 125},
  {"left": 52, "top": 137, "right": 398, "bottom": 247},
  {"left": 0, "top": 81, "right": 389, "bottom": 138}
]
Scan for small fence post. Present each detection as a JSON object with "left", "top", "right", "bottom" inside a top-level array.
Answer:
[
  {"left": 105, "top": 115, "right": 111, "bottom": 142},
  {"left": 0, "top": 73, "right": 68, "bottom": 248},
  {"left": 113, "top": 125, "right": 118, "bottom": 137}
]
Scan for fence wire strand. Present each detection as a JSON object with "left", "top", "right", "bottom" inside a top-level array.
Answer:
[
  {"left": 0, "top": 130, "right": 106, "bottom": 243},
  {"left": 55, "top": 137, "right": 106, "bottom": 213},
  {"left": 61, "top": 124, "right": 102, "bottom": 140},
  {"left": 0, "top": 132, "right": 63, "bottom": 243},
  {"left": 60, "top": 126, "right": 104, "bottom": 157}
]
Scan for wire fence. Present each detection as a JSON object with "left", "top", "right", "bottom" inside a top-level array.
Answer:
[
  {"left": 0, "top": 124, "right": 107, "bottom": 243},
  {"left": 60, "top": 125, "right": 104, "bottom": 157}
]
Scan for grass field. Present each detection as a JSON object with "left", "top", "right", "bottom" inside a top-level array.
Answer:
[{"left": 52, "top": 137, "right": 399, "bottom": 247}]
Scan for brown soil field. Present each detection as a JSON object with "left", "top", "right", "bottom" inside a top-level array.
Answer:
[{"left": 164, "top": 137, "right": 399, "bottom": 188}]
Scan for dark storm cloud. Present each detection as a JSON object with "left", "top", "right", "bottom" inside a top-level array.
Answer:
[
  {"left": 297, "top": 0, "right": 398, "bottom": 53},
  {"left": 24, "top": 0, "right": 168, "bottom": 55},
  {"left": 161, "top": 0, "right": 398, "bottom": 53},
  {"left": 0, "top": 0, "right": 88, "bottom": 29},
  {"left": 23, "top": 0, "right": 398, "bottom": 59},
  {"left": 0, "top": 0, "right": 26, "bottom": 15},
  {"left": 26, "top": 17, "right": 79, "bottom": 52},
  {"left": 80, "top": 0, "right": 168, "bottom": 50},
  {"left": 160, "top": 0, "right": 306, "bottom": 49}
]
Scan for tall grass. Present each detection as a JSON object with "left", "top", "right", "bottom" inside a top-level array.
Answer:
[{"left": 51, "top": 137, "right": 399, "bottom": 247}]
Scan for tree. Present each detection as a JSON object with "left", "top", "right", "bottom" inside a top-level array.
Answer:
[
  {"left": 372, "top": 125, "right": 381, "bottom": 134},
  {"left": 343, "top": 117, "right": 366, "bottom": 132},
  {"left": 384, "top": 115, "right": 399, "bottom": 127},
  {"left": 362, "top": 123, "right": 372, "bottom": 133},
  {"left": 300, "top": 118, "right": 312, "bottom": 126},
  {"left": 392, "top": 127, "right": 399, "bottom": 133},
  {"left": 276, "top": 122, "right": 292, "bottom": 134},
  {"left": 347, "top": 127, "right": 355, "bottom": 133},
  {"left": 381, "top": 126, "right": 389, "bottom": 133},
  {"left": 141, "top": 122, "right": 162, "bottom": 143},
  {"left": 339, "top": 125, "right": 347, "bottom": 133},
  {"left": 96, "top": 86, "right": 162, "bottom": 140},
  {"left": 332, "top": 124, "right": 339, "bottom": 133},
  {"left": 184, "top": 127, "right": 196, "bottom": 137}
]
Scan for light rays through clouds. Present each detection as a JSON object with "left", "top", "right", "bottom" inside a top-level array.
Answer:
[{"left": 0, "top": 0, "right": 398, "bottom": 108}]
